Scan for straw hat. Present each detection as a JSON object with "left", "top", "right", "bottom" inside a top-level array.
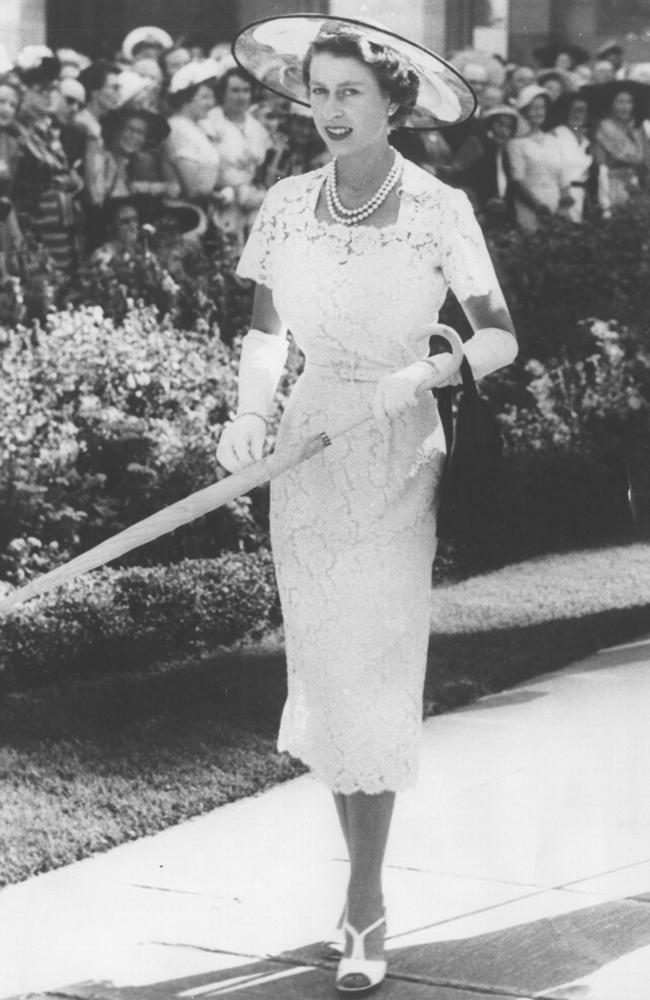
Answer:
[{"left": 231, "top": 13, "right": 477, "bottom": 130}]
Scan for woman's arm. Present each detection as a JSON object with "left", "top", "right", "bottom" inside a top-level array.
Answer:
[{"left": 250, "top": 282, "right": 284, "bottom": 337}]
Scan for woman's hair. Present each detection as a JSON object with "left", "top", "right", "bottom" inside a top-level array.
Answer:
[
  {"left": 215, "top": 66, "right": 253, "bottom": 103},
  {"left": 607, "top": 85, "right": 642, "bottom": 123},
  {"left": 78, "top": 59, "right": 119, "bottom": 98},
  {"left": 302, "top": 28, "right": 419, "bottom": 128}
]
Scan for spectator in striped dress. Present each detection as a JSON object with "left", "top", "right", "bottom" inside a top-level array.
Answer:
[{"left": 13, "top": 47, "right": 84, "bottom": 274}]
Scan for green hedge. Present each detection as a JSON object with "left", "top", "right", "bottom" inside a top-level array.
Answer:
[{"left": 0, "top": 550, "right": 280, "bottom": 693}]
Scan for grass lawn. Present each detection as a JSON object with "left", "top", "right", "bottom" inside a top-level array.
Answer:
[{"left": 2, "top": 541, "right": 650, "bottom": 888}]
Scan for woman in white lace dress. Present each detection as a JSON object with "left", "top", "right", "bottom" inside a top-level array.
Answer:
[{"left": 218, "top": 16, "right": 517, "bottom": 996}]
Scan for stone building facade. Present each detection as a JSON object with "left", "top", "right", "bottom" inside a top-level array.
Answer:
[{"left": 0, "top": 0, "right": 648, "bottom": 68}]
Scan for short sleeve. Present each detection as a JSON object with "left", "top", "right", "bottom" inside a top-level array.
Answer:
[
  {"left": 438, "top": 187, "right": 499, "bottom": 301},
  {"left": 236, "top": 179, "right": 286, "bottom": 288}
]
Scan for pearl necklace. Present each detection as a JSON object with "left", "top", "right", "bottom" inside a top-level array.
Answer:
[{"left": 325, "top": 154, "right": 402, "bottom": 226}]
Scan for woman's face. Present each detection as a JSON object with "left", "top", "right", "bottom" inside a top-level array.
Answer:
[
  {"left": 554, "top": 52, "right": 573, "bottom": 71},
  {"left": 511, "top": 66, "right": 535, "bottom": 94},
  {"left": 611, "top": 90, "right": 634, "bottom": 122},
  {"left": 567, "top": 98, "right": 588, "bottom": 129},
  {"left": 308, "top": 53, "right": 394, "bottom": 159},
  {"left": 21, "top": 80, "right": 59, "bottom": 117},
  {"left": 164, "top": 47, "right": 191, "bottom": 78},
  {"left": 184, "top": 83, "right": 215, "bottom": 121},
  {"left": 0, "top": 85, "right": 18, "bottom": 128},
  {"left": 542, "top": 77, "right": 563, "bottom": 103},
  {"left": 525, "top": 95, "right": 548, "bottom": 129},
  {"left": 116, "top": 115, "right": 148, "bottom": 156},
  {"left": 490, "top": 114, "right": 516, "bottom": 145},
  {"left": 222, "top": 74, "right": 253, "bottom": 119}
]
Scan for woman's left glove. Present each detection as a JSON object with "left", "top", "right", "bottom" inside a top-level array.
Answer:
[{"left": 372, "top": 335, "right": 463, "bottom": 421}]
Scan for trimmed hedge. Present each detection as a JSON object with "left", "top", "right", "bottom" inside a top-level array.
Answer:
[{"left": 0, "top": 550, "right": 280, "bottom": 693}]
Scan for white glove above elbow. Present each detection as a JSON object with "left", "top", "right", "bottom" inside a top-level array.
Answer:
[
  {"left": 216, "top": 329, "right": 288, "bottom": 473},
  {"left": 463, "top": 327, "right": 518, "bottom": 380}
]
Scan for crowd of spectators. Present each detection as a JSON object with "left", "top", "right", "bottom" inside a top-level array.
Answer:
[{"left": 0, "top": 26, "right": 649, "bottom": 290}]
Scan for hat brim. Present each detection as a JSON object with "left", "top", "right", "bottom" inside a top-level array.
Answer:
[
  {"left": 159, "top": 199, "right": 207, "bottom": 237},
  {"left": 580, "top": 80, "right": 650, "bottom": 121},
  {"left": 533, "top": 43, "right": 590, "bottom": 67},
  {"left": 232, "top": 14, "right": 477, "bottom": 130},
  {"left": 123, "top": 26, "right": 174, "bottom": 61}
]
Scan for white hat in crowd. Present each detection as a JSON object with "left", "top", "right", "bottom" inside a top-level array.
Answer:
[
  {"left": 515, "top": 83, "right": 551, "bottom": 111},
  {"left": 60, "top": 76, "right": 86, "bottom": 105},
  {"left": 168, "top": 58, "right": 221, "bottom": 94},
  {"left": 122, "top": 26, "right": 173, "bottom": 62}
]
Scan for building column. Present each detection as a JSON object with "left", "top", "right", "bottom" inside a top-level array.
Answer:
[{"left": 0, "top": 0, "right": 46, "bottom": 59}]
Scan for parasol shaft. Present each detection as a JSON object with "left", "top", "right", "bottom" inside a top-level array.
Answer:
[{"left": 0, "top": 410, "right": 373, "bottom": 613}]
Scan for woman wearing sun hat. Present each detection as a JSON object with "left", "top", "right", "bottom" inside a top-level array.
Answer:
[
  {"left": 160, "top": 59, "right": 222, "bottom": 205},
  {"left": 217, "top": 15, "right": 517, "bottom": 994},
  {"left": 507, "top": 83, "right": 566, "bottom": 232}
]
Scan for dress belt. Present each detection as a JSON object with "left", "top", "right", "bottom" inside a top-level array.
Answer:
[{"left": 305, "top": 359, "right": 394, "bottom": 383}]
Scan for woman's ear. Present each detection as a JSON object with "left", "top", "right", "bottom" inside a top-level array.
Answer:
[{"left": 388, "top": 101, "right": 399, "bottom": 118}]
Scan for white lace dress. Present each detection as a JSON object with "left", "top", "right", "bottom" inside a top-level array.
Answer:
[{"left": 237, "top": 156, "right": 494, "bottom": 794}]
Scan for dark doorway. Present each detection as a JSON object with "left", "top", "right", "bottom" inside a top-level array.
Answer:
[{"left": 46, "top": 0, "right": 238, "bottom": 59}]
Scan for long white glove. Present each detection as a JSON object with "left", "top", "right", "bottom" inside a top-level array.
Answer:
[
  {"left": 216, "top": 329, "right": 288, "bottom": 472},
  {"left": 428, "top": 327, "right": 519, "bottom": 387},
  {"left": 372, "top": 325, "right": 464, "bottom": 420},
  {"left": 463, "top": 327, "right": 518, "bottom": 380}
]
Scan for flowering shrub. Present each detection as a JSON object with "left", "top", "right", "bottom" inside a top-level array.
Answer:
[
  {"left": 59, "top": 229, "right": 251, "bottom": 340},
  {"left": 0, "top": 550, "right": 280, "bottom": 692},
  {"left": 0, "top": 304, "right": 273, "bottom": 582},
  {"left": 486, "top": 203, "right": 650, "bottom": 361},
  {"left": 497, "top": 319, "right": 650, "bottom": 459}
]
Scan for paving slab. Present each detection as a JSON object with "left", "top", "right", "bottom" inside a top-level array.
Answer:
[
  {"left": 386, "top": 888, "right": 650, "bottom": 998},
  {"left": 4, "top": 644, "right": 650, "bottom": 1000}
]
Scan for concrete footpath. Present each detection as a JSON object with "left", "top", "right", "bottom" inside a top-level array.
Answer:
[{"left": 4, "top": 636, "right": 650, "bottom": 1000}]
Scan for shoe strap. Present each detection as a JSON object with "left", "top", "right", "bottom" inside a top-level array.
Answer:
[{"left": 343, "top": 915, "right": 386, "bottom": 960}]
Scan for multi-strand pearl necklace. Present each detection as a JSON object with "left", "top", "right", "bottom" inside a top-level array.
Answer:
[{"left": 325, "top": 153, "right": 402, "bottom": 226}]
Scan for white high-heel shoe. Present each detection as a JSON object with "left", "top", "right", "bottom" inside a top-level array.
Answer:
[{"left": 335, "top": 915, "right": 387, "bottom": 995}]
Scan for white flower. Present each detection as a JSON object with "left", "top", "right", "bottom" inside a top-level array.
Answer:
[{"left": 16, "top": 45, "right": 54, "bottom": 71}]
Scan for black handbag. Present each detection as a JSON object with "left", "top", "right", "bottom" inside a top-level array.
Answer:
[{"left": 433, "top": 354, "right": 504, "bottom": 539}]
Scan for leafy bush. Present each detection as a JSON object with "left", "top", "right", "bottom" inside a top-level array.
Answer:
[
  {"left": 0, "top": 550, "right": 280, "bottom": 692},
  {"left": 441, "top": 318, "right": 650, "bottom": 575},
  {"left": 0, "top": 304, "right": 268, "bottom": 581},
  {"left": 486, "top": 202, "right": 650, "bottom": 361}
]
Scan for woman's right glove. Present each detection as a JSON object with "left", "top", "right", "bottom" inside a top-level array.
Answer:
[{"left": 216, "top": 329, "right": 288, "bottom": 473}]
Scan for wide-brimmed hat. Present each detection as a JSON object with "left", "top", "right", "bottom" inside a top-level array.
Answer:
[
  {"left": 122, "top": 26, "right": 173, "bottom": 62},
  {"left": 515, "top": 83, "right": 552, "bottom": 112},
  {"left": 580, "top": 79, "right": 650, "bottom": 122},
  {"left": 168, "top": 58, "right": 221, "bottom": 94},
  {"left": 157, "top": 199, "right": 207, "bottom": 239},
  {"left": 596, "top": 39, "right": 624, "bottom": 60},
  {"left": 533, "top": 42, "right": 590, "bottom": 69},
  {"left": 231, "top": 14, "right": 477, "bottom": 130},
  {"left": 481, "top": 104, "right": 520, "bottom": 126},
  {"left": 102, "top": 105, "right": 170, "bottom": 149}
]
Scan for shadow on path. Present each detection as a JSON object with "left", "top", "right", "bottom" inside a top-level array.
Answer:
[{"left": 35, "top": 889, "right": 650, "bottom": 1000}]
